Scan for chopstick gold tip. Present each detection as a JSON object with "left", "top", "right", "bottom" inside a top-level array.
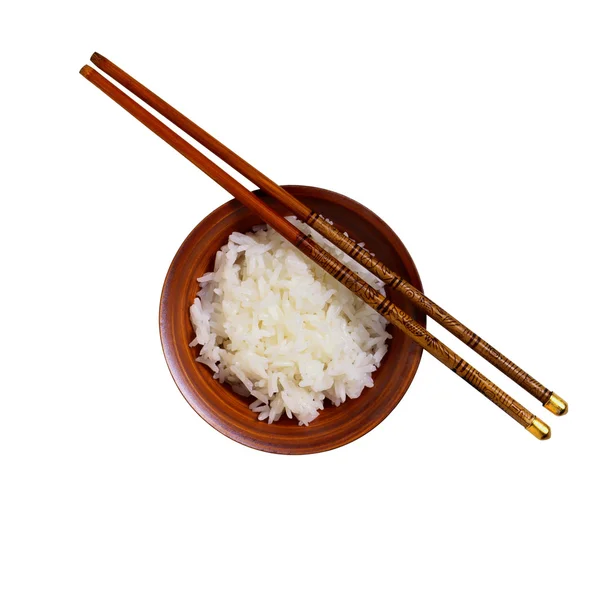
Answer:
[
  {"left": 544, "top": 393, "right": 568, "bottom": 416},
  {"left": 526, "top": 418, "right": 551, "bottom": 440}
]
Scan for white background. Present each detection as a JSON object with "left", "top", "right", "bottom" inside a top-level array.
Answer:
[{"left": 2, "top": 2, "right": 599, "bottom": 598}]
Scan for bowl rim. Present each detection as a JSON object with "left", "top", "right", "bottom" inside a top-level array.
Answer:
[{"left": 159, "top": 185, "right": 425, "bottom": 454}]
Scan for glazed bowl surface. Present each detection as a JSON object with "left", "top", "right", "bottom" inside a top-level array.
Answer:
[{"left": 160, "top": 185, "right": 425, "bottom": 454}]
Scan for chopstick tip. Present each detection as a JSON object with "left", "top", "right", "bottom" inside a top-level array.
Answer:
[
  {"left": 90, "top": 52, "right": 105, "bottom": 65},
  {"left": 79, "top": 64, "right": 93, "bottom": 78}
]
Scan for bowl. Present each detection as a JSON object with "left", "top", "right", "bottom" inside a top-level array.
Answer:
[{"left": 159, "top": 185, "right": 425, "bottom": 454}]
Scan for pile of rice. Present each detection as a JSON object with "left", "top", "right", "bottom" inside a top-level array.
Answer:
[{"left": 189, "top": 216, "right": 391, "bottom": 425}]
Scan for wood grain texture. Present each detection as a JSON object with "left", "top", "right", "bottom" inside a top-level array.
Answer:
[
  {"left": 160, "top": 187, "right": 425, "bottom": 454},
  {"left": 87, "top": 52, "right": 553, "bottom": 407}
]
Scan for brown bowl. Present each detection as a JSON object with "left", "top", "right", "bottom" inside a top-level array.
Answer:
[{"left": 160, "top": 185, "right": 425, "bottom": 454}]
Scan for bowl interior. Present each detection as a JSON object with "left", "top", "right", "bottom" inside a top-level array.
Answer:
[{"left": 160, "top": 185, "right": 425, "bottom": 454}]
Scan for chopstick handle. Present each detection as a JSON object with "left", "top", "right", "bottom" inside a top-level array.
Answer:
[
  {"left": 87, "top": 52, "right": 566, "bottom": 417},
  {"left": 307, "top": 216, "right": 567, "bottom": 416},
  {"left": 298, "top": 235, "right": 550, "bottom": 439},
  {"left": 80, "top": 63, "right": 550, "bottom": 440}
]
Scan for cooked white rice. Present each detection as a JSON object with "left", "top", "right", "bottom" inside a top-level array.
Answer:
[{"left": 189, "top": 216, "right": 391, "bottom": 426}]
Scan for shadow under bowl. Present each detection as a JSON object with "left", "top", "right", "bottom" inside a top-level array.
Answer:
[{"left": 159, "top": 185, "right": 425, "bottom": 454}]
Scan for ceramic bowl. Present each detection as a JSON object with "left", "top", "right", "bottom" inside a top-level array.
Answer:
[{"left": 160, "top": 185, "right": 425, "bottom": 454}]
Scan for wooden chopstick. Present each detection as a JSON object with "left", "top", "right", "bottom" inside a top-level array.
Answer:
[
  {"left": 80, "top": 62, "right": 551, "bottom": 439},
  {"left": 88, "top": 52, "right": 567, "bottom": 418}
]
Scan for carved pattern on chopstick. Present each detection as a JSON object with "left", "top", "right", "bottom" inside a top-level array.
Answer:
[
  {"left": 297, "top": 233, "right": 534, "bottom": 428},
  {"left": 310, "top": 212, "right": 552, "bottom": 405}
]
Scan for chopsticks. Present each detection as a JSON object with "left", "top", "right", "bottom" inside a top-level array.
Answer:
[
  {"left": 87, "top": 53, "right": 567, "bottom": 419},
  {"left": 80, "top": 56, "right": 553, "bottom": 439}
]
